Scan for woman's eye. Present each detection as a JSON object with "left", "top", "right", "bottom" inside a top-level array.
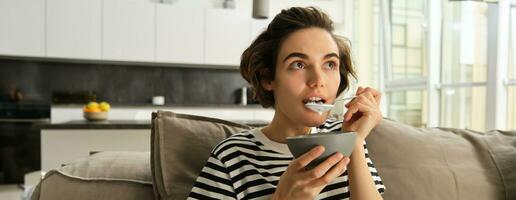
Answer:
[
  {"left": 324, "top": 61, "right": 337, "bottom": 69},
  {"left": 290, "top": 61, "right": 305, "bottom": 69}
]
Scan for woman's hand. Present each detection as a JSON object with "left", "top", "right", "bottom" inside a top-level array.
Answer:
[
  {"left": 272, "top": 146, "right": 350, "bottom": 200},
  {"left": 341, "top": 87, "right": 382, "bottom": 140}
]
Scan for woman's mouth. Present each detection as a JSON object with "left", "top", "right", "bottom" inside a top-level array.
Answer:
[{"left": 303, "top": 96, "right": 326, "bottom": 104}]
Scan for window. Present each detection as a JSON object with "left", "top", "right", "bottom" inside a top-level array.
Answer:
[
  {"left": 390, "top": 0, "right": 427, "bottom": 80},
  {"left": 384, "top": 0, "right": 428, "bottom": 127},
  {"left": 440, "top": 1, "right": 488, "bottom": 131},
  {"left": 440, "top": 87, "right": 486, "bottom": 131},
  {"left": 441, "top": 2, "right": 488, "bottom": 84},
  {"left": 352, "top": 0, "right": 513, "bottom": 131},
  {"left": 509, "top": 86, "right": 516, "bottom": 130},
  {"left": 387, "top": 90, "right": 427, "bottom": 127},
  {"left": 351, "top": 0, "right": 380, "bottom": 88},
  {"left": 510, "top": 4, "right": 515, "bottom": 80},
  {"left": 508, "top": 3, "right": 516, "bottom": 129}
]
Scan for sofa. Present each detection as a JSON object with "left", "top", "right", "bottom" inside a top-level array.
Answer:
[{"left": 31, "top": 110, "right": 516, "bottom": 200}]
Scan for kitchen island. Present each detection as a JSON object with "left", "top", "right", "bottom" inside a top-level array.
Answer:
[
  {"left": 40, "top": 120, "right": 152, "bottom": 129},
  {"left": 50, "top": 104, "right": 274, "bottom": 123},
  {"left": 40, "top": 120, "right": 151, "bottom": 172},
  {"left": 40, "top": 117, "right": 269, "bottom": 172}
]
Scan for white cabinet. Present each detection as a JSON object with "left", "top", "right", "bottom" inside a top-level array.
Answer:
[
  {"left": 156, "top": 5, "right": 204, "bottom": 64},
  {"left": 0, "top": 0, "right": 45, "bottom": 57},
  {"left": 46, "top": 0, "right": 102, "bottom": 59},
  {"left": 205, "top": 9, "right": 251, "bottom": 66},
  {"left": 102, "top": 0, "right": 155, "bottom": 62},
  {"left": 41, "top": 129, "right": 150, "bottom": 171},
  {"left": 0, "top": 0, "right": 259, "bottom": 67}
]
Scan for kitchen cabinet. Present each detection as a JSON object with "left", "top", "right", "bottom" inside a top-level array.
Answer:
[
  {"left": 0, "top": 0, "right": 45, "bottom": 57},
  {"left": 41, "top": 129, "right": 150, "bottom": 171},
  {"left": 46, "top": 0, "right": 102, "bottom": 59},
  {"left": 156, "top": 5, "right": 204, "bottom": 64},
  {"left": 42, "top": 104, "right": 276, "bottom": 171},
  {"left": 0, "top": 0, "right": 261, "bottom": 68},
  {"left": 205, "top": 9, "right": 251, "bottom": 66},
  {"left": 102, "top": 0, "right": 155, "bottom": 62}
]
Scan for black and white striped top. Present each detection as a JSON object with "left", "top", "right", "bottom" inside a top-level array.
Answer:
[{"left": 188, "top": 120, "right": 385, "bottom": 200}]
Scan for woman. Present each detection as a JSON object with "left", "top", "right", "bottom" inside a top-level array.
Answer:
[{"left": 189, "top": 7, "right": 385, "bottom": 200}]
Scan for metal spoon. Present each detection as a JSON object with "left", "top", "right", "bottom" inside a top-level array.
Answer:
[{"left": 305, "top": 96, "right": 357, "bottom": 114}]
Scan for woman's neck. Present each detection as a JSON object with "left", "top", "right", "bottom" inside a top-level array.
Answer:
[{"left": 262, "top": 111, "right": 311, "bottom": 143}]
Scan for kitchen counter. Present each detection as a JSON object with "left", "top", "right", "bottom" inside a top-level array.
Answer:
[
  {"left": 39, "top": 120, "right": 152, "bottom": 129},
  {"left": 52, "top": 104, "right": 265, "bottom": 108},
  {"left": 41, "top": 106, "right": 272, "bottom": 171},
  {"left": 50, "top": 105, "right": 275, "bottom": 124},
  {"left": 40, "top": 119, "right": 268, "bottom": 130}
]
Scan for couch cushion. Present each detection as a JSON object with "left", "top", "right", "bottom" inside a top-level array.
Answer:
[
  {"left": 31, "top": 151, "right": 153, "bottom": 200},
  {"left": 485, "top": 129, "right": 516, "bottom": 199},
  {"left": 366, "top": 118, "right": 516, "bottom": 200},
  {"left": 151, "top": 111, "right": 251, "bottom": 200}
]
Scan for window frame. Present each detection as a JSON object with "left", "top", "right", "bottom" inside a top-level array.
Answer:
[
  {"left": 378, "top": 0, "right": 514, "bottom": 130},
  {"left": 485, "top": 0, "right": 511, "bottom": 130},
  {"left": 379, "top": 0, "right": 432, "bottom": 126}
]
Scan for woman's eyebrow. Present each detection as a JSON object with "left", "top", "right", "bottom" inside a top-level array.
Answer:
[
  {"left": 283, "top": 52, "right": 307, "bottom": 62},
  {"left": 324, "top": 53, "right": 339, "bottom": 59},
  {"left": 282, "top": 52, "right": 339, "bottom": 63}
]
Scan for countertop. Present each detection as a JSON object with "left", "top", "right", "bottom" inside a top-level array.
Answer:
[
  {"left": 39, "top": 120, "right": 152, "bottom": 129},
  {"left": 51, "top": 104, "right": 265, "bottom": 109},
  {"left": 39, "top": 119, "right": 268, "bottom": 130}
]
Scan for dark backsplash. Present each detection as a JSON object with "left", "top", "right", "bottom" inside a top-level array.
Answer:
[{"left": 0, "top": 58, "right": 249, "bottom": 105}]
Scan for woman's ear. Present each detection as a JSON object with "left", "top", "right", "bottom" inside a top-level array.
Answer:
[
  {"left": 261, "top": 79, "right": 273, "bottom": 91},
  {"left": 259, "top": 68, "right": 274, "bottom": 91}
]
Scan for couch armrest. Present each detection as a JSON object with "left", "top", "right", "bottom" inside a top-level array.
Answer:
[{"left": 32, "top": 151, "right": 154, "bottom": 200}]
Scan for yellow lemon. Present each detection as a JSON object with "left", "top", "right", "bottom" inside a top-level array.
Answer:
[
  {"left": 86, "top": 102, "right": 99, "bottom": 109},
  {"left": 99, "top": 102, "right": 111, "bottom": 111}
]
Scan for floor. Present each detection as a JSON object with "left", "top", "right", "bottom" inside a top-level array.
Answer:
[
  {"left": 0, "top": 171, "right": 42, "bottom": 200},
  {"left": 0, "top": 185, "right": 23, "bottom": 200}
]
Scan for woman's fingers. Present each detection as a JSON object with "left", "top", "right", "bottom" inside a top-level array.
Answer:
[
  {"left": 356, "top": 86, "right": 364, "bottom": 95},
  {"left": 344, "top": 102, "right": 360, "bottom": 121},
  {"left": 344, "top": 102, "right": 374, "bottom": 121},
  {"left": 343, "top": 87, "right": 382, "bottom": 123},
  {"left": 351, "top": 87, "right": 381, "bottom": 106},
  {"left": 362, "top": 87, "right": 381, "bottom": 105},
  {"left": 362, "top": 92, "right": 377, "bottom": 106},
  {"left": 311, "top": 156, "right": 350, "bottom": 187},
  {"left": 303, "top": 152, "right": 343, "bottom": 180},
  {"left": 291, "top": 145, "right": 325, "bottom": 170},
  {"left": 345, "top": 95, "right": 372, "bottom": 108}
]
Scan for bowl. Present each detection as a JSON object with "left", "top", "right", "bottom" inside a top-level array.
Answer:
[
  {"left": 286, "top": 131, "right": 357, "bottom": 168},
  {"left": 83, "top": 111, "right": 108, "bottom": 121}
]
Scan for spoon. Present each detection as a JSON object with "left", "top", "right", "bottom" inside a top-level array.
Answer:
[{"left": 305, "top": 96, "right": 357, "bottom": 114}]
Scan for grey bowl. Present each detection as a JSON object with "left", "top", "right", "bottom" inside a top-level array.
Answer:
[{"left": 286, "top": 131, "right": 357, "bottom": 168}]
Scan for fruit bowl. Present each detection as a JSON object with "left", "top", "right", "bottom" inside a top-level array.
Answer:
[
  {"left": 84, "top": 111, "right": 108, "bottom": 121},
  {"left": 83, "top": 101, "right": 110, "bottom": 121}
]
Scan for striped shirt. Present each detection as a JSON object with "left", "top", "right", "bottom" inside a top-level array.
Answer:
[{"left": 188, "top": 120, "right": 385, "bottom": 200}]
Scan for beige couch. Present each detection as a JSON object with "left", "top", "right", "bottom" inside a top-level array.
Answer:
[{"left": 31, "top": 111, "right": 516, "bottom": 200}]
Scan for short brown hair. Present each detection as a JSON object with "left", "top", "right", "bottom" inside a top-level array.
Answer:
[{"left": 240, "top": 7, "right": 357, "bottom": 108}]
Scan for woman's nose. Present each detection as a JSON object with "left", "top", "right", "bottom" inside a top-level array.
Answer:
[{"left": 308, "top": 68, "right": 325, "bottom": 88}]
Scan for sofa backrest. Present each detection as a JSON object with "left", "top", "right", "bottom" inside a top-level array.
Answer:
[
  {"left": 151, "top": 111, "right": 516, "bottom": 200},
  {"left": 150, "top": 111, "right": 251, "bottom": 200},
  {"left": 367, "top": 118, "right": 516, "bottom": 200}
]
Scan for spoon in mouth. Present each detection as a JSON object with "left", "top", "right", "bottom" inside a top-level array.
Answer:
[{"left": 305, "top": 96, "right": 357, "bottom": 114}]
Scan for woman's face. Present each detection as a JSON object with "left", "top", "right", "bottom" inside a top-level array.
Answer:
[{"left": 264, "top": 27, "right": 341, "bottom": 127}]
